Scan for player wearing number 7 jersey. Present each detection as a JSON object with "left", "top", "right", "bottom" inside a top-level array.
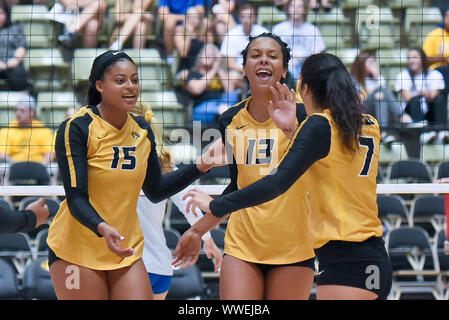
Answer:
[{"left": 174, "top": 52, "right": 393, "bottom": 300}]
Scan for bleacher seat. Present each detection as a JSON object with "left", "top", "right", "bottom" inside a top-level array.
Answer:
[
  {"left": 436, "top": 161, "right": 449, "bottom": 180},
  {"left": 410, "top": 195, "right": 445, "bottom": 237},
  {"left": 0, "top": 233, "right": 33, "bottom": 277},
  {"left": 72, "top": 48, "right": 107, "bottom": 87},
  {"left": 22, "top": 257, "right": 57, "bottom": 300},
  {"left": 37, "top": 91, "right": 81, "bottom": 127},
  {"left": 23, "top": 48, "right": 70, "bottom": 91},
  {"left": 257, "top": 6, "right": 287, "bottom": 31},
  {"left": 166, "top": 265, "right": 206, "bottom": 300},
  {"left": 376, "top": 48, "right": 408, "bottom": 91},
  {"left": 140, "top": 91, "right": 184, "bottom": 126},
  {"left": 404, "top": 7, "right": 442, "bottom": 47},
  {"left": 355, "top": 7, "right": 400, "bottom": 50},
  {"left": 164, "top": 227, "right": 181, "bottom": 251},
  {"left": 0, "top": 258, "right": 20, "bottom": 299},
  {"left": 386, "top": 226, "right": 441, "bottom": 299},
  {"left": 11, "top": 5, "right": 55, "bottom": 48},
  {"left": 386, "top": 159, "right": 433, "bottom": 184},
  {"left": 326, "top": 47, "right": 359, "bottom": 69},
  {"left": 421, "top": 144, "right": 449, "bottom": 167},
  {"left": 307, "top": 7, "right": 353, "bottom": 49},
  {"left": 341, "top": 0, "right": 377, "bottom": 10},
  {"left": 377, "top": 194, "right": 410, "bottom": 231},
  {"left": 379, "top": 143, "right": 408, "bottom": 169},
  {"left": 388, "top": 0, "right": 424, "bottom": 10}
]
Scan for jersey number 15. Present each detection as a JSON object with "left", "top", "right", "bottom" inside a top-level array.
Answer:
[{"left": 111, "top": 146, "right": 137, "bottom": 170}]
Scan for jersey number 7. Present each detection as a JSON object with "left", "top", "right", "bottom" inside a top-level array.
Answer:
[{"left": 359, "top": 136, "right": 375, "bottom": 176}]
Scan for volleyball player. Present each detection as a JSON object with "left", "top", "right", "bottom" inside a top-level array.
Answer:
[
  {"left": 46, "top": 50, "right": 224, "bottom": 300},
  {"left": 132, "top": 101, "right": 222, "bottom": 299},
  {"left": 174, "top": 52, "right": 393, "bottom": 300},
  {"left": 183, "top": 33, "right": 316, "bottom": 300}
]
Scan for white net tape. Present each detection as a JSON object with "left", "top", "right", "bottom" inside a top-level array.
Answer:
[{"left": 1, "top": 183, "right": 449, "bottom": 197}]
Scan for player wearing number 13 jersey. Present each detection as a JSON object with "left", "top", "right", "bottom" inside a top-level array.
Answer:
[{"left": 219, "top": 97, "right": 315, "bottom": 268}]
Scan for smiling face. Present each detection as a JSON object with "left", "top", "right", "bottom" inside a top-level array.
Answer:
[
  {"left": 243, "top": 37, "right": 287, "bottom": 91},
  {"left": 96, "top": 59, "right": 140, "bottom": 112}
]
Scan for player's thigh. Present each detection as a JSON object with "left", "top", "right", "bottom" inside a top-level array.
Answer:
[
  {"left": 49, "top": 259, "right": 109, "bottom": 300},
  {"left": 265, "top": 266, "right": 315, "bottom": 300},
  {"left": 317, "top": 285, "right": 377, "bottom": 300},
  {"left": 219, "top": 255, "right": 264, "bottom": 300},
  {"left": 107, "top": 259, "right": 153, "bottom": 300}
]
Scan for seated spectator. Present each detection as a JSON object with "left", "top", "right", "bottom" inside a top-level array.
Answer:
[
  {"left": 109, "top": 0, "right": 154, "bottom": 50},
  {"left": 0, "top": 95, "right": 54, "bottom": 165},
  {"left": 351, "top": 51, "right": 408, "bottom": 144},
  {"left": 309, "top": 0, "right": 333, "bottom": 11},
  {"left": 174, "top": 6, "right": 206, "bottom": 82},
  {"left": 0, "top": 0, "right": 29, "bottom": 91},
  {"left": 220, "top": 2, "right": 269, "bottom": 73},
  {"left": 395, "top": 48, "right": 449, "bottom": 144},
  {"left": 423, "top": 7, "right": 449, "bottom": 99},
  {"left": 272, "top": 0, "right": 326, "bottom": 81},
  {"left": 186, "top": 44, "right": 243, "bottom": 124},
  {"left": 158, "top": 0, "right": 205, "bottom": 62},
  {"left": 211, "top": 0, "right": 239, "bottom": 46},
  {"left": 56, "top": 0, "right": 107, "bottom": 48}
]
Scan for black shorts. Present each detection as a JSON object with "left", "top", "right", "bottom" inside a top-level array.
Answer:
[
  {"left": 225, "top": 254, "right": 316, "bottom": 275},
  {"left": 314, "top": 237, "right": 392, "bottom": 300},
  {"left": 48, "top": 248, "right": 61, "bottom": 269}
]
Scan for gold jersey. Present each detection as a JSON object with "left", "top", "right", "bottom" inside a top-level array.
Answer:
[
  {"left": 47, "top": 106, "right": 152, "bottom": 270},
  {"left": 219, "top": 98, "right": 315, "bottom": 264},
  {"left": 299, "top": 110, "right": 383, "bottom": 249}
]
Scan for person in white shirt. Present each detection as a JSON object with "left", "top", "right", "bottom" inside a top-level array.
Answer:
[
  {"left": 395, "top": 48, "right": 448, "bottom": 144},
  {"left": 220, "top": 3, "right": 269, "bottom": 73},
  {"left": 351, "top": 51, "right": 407, "bottom": 145},
  {"left": 133, "top": 102, "right": 223, "bottom": 300},
  {"left": 272, "top": 0, "right": 326, "bottom": 80}
]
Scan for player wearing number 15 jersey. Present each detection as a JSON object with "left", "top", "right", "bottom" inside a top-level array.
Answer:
[{"left": 47, "top": 105, "right": 205, "bottom": 270}]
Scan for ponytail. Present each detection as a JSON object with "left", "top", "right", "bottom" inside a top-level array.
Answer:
[{"left": 301, "top": 53, "right": 365, "bottom": 153}]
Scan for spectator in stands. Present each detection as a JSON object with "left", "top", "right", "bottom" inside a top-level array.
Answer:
[
  {"left": 395, "top": 48, "right": 449, "bottom": 144},
  {"left": 0, "top": 95, "right": 54, "bottom": 165},
  {"left": 158, "top": 0, "right": 205, "bottom": 62},
  {"left": 423, "top": 7, "right": 449, "bottom": 94},
  {"left": 186, "top": 43, "right": 243, "bottom": 124},
  {"left": 308, "top": 0, "right": 333, "bottom": 11},
  {"left": 351, "top": 51, "right": 408, "bottom": 145},
  {"left": 0, "top": 0, "right": 29, "bottom": 91},
  {"left": 174, "top": 6, "right": 206, "bottom": 82},
  {"left": 220, "top": 3, "right": 269, "bottom": 73},
  {"left": 57, "top": 0, "right": 107, "bottom": 48},
  {"left": 272, "top": 0, "right": 326, "bottom": 81},
  {"left": 109, "top": 0, "right": 154, "bottom": 50},
  {"left": 0, "top": 198, "right": 49, "bottom": 233},
  {"left": 211, "top": 0, "right": 239, "bottom": 46}
]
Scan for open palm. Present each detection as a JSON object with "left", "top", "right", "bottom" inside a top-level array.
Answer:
[{"left": 268, "top": 82, "right": 297, "bottom": 133}]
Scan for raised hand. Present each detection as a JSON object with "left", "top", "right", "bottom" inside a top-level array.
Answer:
[
  {"left": 183, "top": 187, "right": 214, "bottom": 214},
  {"left": 268, "top": 82, "right": 298, "bottom": 139},
  {"left": 196, "top": 138, "right": 228, "bottom": 173}
]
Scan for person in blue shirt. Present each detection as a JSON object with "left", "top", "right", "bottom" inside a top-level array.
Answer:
[{"left": 158, "top": 0, "right": 205, "bottom": 60}]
